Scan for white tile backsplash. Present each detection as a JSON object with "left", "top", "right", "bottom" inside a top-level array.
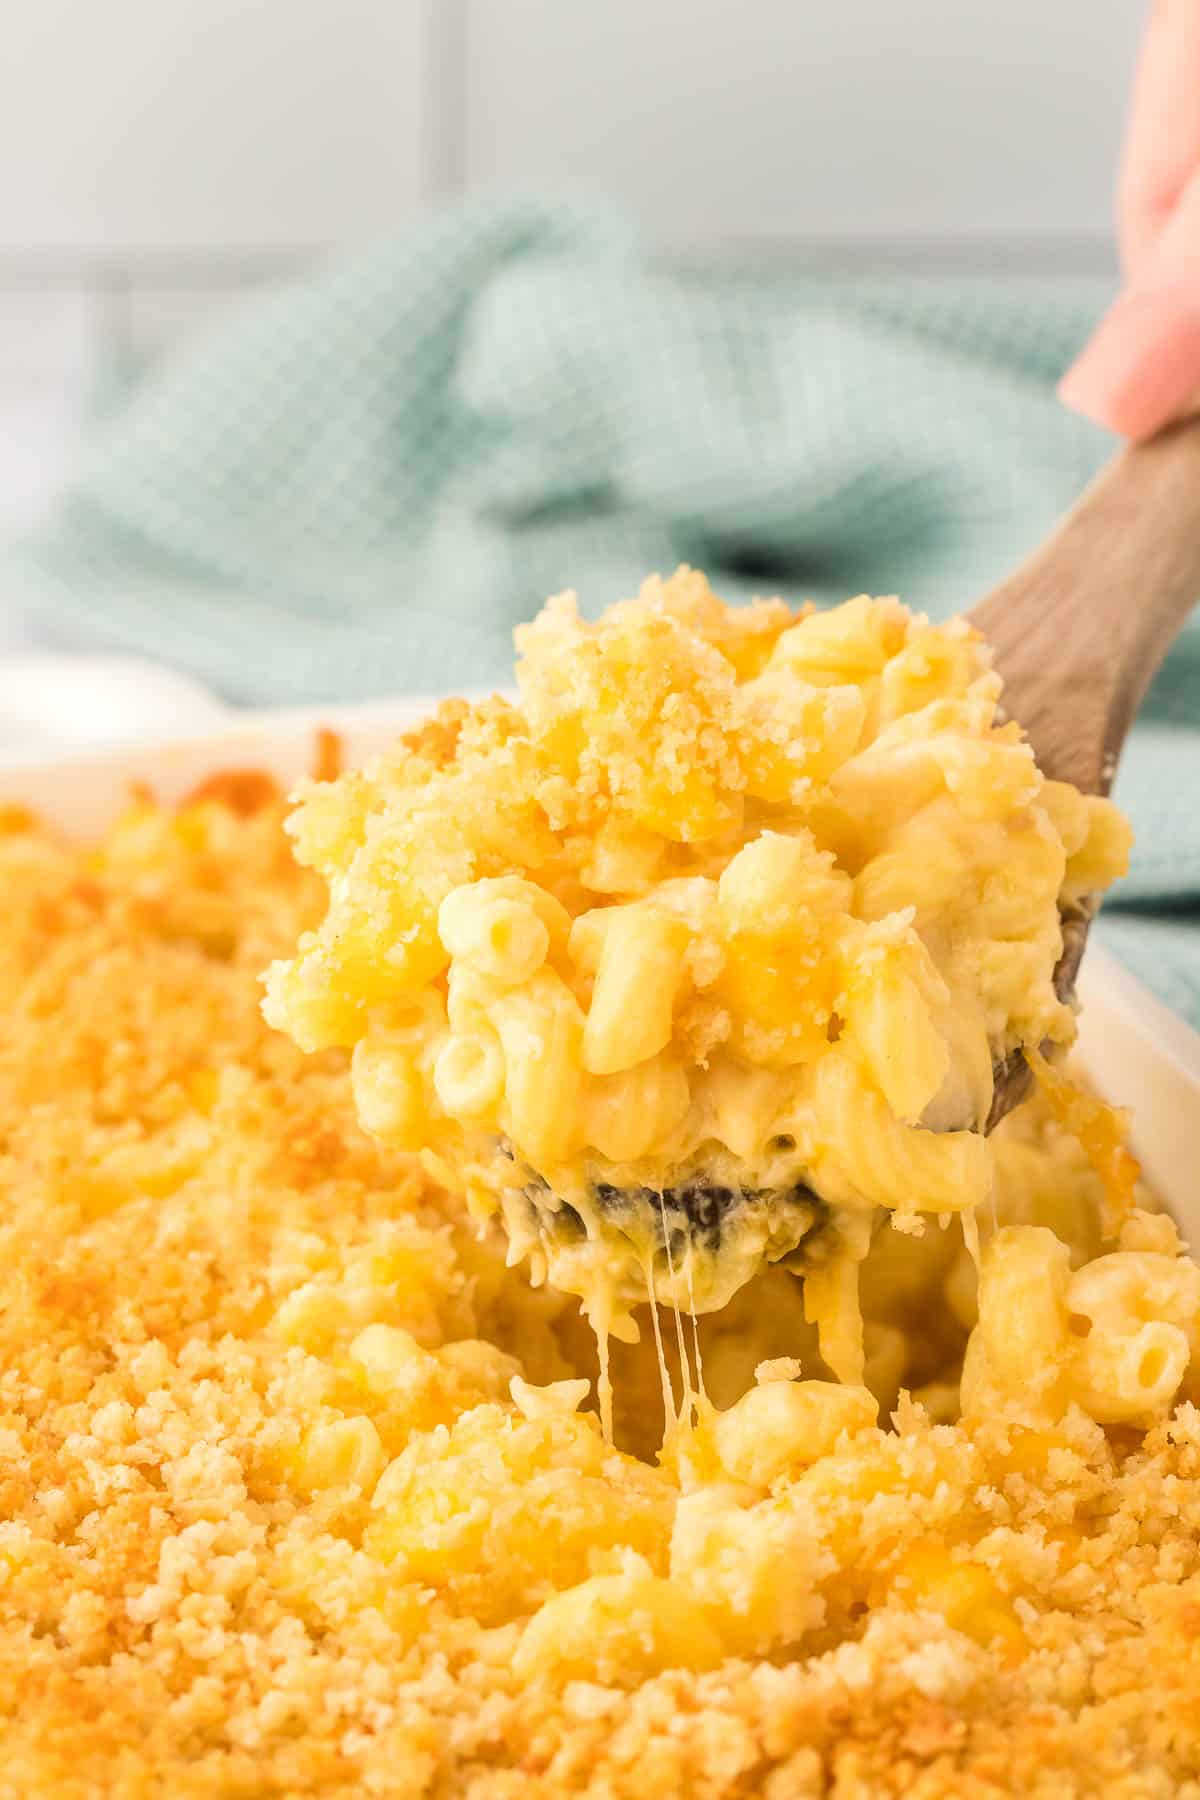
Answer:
[
  {"left": 2, "top": 0, "right": 1140, "bottom": 273},
  {"left": 0, "top": 0, "right": 434, "bottom": 255},
  {"left": 462, "top": 0, "right": 1140, "bottom": 255}
]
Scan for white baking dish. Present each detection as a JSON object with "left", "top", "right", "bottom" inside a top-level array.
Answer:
[{"left": 4, "top": 699, "right": 1198, "bottom": 1239}]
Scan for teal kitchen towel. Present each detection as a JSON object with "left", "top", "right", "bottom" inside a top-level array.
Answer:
[{"left": 5, "top": 197, "right": 1200, "bottom": 1022}]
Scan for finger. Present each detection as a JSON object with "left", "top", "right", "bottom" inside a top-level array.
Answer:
[
  {"left": 1061, "top": 152, "right": 1200, "bottom": 439},
  {"left": 1117, "top": 0, "right": 1200, "bottom": 274},
  {"left": 1143, "top": 145, "right": 1200, "bottom": 282},
  {"left": 1059, "top": 282, "right": 1200, "bottom": 439}
]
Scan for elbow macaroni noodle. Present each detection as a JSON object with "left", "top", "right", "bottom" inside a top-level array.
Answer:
[
  {"left": 960, "top": 1226, "right": 1200, "bottom": 1426},
  {"left": 265, "top": 570, "right": 1133, "bottom": 1350}
]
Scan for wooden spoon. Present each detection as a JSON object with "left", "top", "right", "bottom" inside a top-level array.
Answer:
[{"left": 970, "top": 415, "right": 1200, "bottom": 1124}]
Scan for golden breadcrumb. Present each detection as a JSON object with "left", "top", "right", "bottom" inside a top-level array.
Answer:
[{"left": 0, "top": 787, "right": 1197, "bottom": 1799}]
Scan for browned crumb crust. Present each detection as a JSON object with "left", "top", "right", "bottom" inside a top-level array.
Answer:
[{"left": 0, "top": 793, "right": 1197, "bottom": 1799}]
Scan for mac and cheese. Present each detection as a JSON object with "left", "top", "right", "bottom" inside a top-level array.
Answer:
[
  {"left": 2, "top": 775, "right": 1199, "bottom": 1795},
  {"left": 265, "top": 571, "right": 1131, "bottom": 1370}
]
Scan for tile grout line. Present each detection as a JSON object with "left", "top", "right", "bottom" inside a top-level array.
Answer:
[
  {"left": 425, "top": 0, "right": 467, "bottom": 200},
  {"left": 0, "top": 235, "right": 1115, "bottom": 291}
]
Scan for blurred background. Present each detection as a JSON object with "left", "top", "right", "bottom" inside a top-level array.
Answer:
[{"left": 1, "top": 0, "right": 1138, "bottom": 536}]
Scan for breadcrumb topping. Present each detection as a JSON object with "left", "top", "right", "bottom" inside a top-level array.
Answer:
[{"left": 0, "top": 789, "right": 1197, "bottom": 1798}]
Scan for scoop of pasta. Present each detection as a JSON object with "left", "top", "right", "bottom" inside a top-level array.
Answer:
[{"left": 264, "top": 570, "right": 1131, "bottom": 1355}]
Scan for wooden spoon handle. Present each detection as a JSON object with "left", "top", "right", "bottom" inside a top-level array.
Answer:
[{"left": 969, "top": 415, "right": 1200, "bottom": 795}]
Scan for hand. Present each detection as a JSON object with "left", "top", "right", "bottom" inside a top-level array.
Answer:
[{"left": 1060, "top": 0, "right": 1200, "bottom": 439}]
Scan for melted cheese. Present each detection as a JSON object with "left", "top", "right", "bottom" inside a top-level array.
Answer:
[{"left": 1026, "top": 1047, "right": 1141, "bottom": 1234}]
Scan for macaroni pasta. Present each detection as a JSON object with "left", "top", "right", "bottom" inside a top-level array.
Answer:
[{"left": 265, "top": 570, "right": 1131, "bottom": 1351}]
